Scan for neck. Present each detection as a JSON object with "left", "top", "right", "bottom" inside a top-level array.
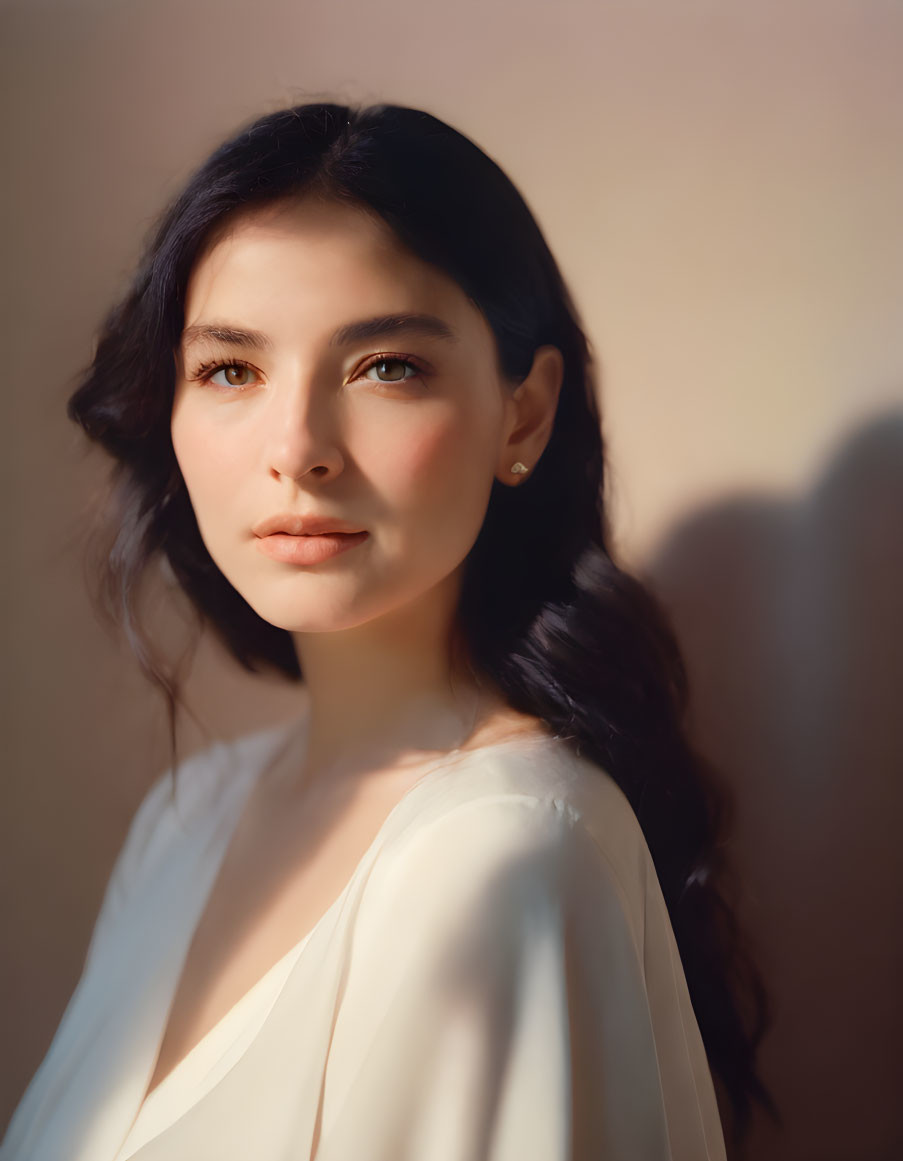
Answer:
[{"left": 289, "top": 575, "right": 488, "bottom": 784}]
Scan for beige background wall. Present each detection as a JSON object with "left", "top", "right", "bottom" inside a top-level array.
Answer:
[{"left": 2, "top": 1, "right": 901, "bottom": 1157}]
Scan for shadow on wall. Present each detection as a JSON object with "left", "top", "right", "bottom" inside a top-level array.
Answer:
[{"left": 646, "top": 406, "right": 903, "bottom": 1161}]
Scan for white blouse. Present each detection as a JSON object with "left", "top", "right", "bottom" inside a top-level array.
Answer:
[{"left": 1, "top": 712, "right": 727, "bottom": 1161}]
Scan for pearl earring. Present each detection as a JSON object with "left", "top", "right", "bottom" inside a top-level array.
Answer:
[{"left": 510, "top": 462, "right": 529, "bottom": 475}]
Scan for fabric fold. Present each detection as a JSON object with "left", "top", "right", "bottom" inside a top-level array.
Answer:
[{"left": 2, "top": 722, "right": 726, "bottom": 1161}]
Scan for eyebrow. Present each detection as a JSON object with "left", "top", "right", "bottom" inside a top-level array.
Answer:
[{"left": 180, "top": 313, "right": 459, "bottom": 353}]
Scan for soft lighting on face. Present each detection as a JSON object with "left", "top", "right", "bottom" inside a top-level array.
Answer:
[{"left": 170, "top": 198, "right": 515, "bottom": 636}]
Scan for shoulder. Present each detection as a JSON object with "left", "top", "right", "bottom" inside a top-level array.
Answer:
[
  {"left": 97, "top": 717, "right": 300, "bottom": 919},
  {"left": 391, "top": 735, "right": 649, "bottom": 894},
  {"left": 356, "top": 735, "right": 652, "bottom": 957}
]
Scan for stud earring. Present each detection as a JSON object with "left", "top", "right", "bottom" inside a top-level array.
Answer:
[{"left": 510, "top": 462, "right": 529, "bottom": 475}]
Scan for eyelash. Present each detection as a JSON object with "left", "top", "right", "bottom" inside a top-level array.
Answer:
[{"left": 187, "top": 353, "right": 428, "bottom": 392}]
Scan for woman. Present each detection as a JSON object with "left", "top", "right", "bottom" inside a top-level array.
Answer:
[{"left": 2, "top": 101, "right": 776, "bottom": 1160}]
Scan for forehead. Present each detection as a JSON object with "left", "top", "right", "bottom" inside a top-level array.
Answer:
[{"left": 185, "top": 198, "right": 464, "bottom": 319}]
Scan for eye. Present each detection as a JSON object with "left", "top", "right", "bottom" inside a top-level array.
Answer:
[
  {"left": 188, "top": 359, "right": 259, "bottom": 390},
  {"left": 358, "top": 356, "right": 425, "bottom": 385},
  {"left": 207, "top": 361, "right": 258, "bottom": 389}
]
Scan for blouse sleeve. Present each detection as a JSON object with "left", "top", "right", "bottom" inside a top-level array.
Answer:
[
  {"left": 82, "top": 729, "right": 234, "bottom": 970},
  {"left": 315, "top": 792, "right": 693, "bottom": 1161},
  {"left": 81, "top": 768, "right": 175, "bottom": 971}
]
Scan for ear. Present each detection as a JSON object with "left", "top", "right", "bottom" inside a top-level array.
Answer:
[{"left": 496, "top": 345, "right": 564, "bottom": 485}]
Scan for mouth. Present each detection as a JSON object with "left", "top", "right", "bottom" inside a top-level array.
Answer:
[{"left": 254, "top": 529, "right": 369, "bottom": 565}]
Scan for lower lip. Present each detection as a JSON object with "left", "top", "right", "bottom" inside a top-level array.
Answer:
[{"left": 255, "top": 531, "right": 369, "bottom": 565}]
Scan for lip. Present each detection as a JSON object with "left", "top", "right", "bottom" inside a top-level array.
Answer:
[
  {"left": 255, "top": 530, "right": 369, "bottom": 565},
  {"left": 252, "top": 512, "right": 367, "bottom": 538}
]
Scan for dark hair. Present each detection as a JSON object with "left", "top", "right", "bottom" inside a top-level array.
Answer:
[{"left": 67, "top": 99, "right": 778, "bottom": 1143}]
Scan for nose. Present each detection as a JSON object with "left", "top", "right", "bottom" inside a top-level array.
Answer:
[{"left": 264, "top": 376, "right": 345, "bottom": 483}]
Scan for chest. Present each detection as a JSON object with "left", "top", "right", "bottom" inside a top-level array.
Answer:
[{"left": 144, "top": 768, "right": 416, "bottom": 1099}]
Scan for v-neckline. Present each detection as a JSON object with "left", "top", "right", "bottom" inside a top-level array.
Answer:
[
  {"left": 129, "top": 926, "right": 308, "bottom": 1117},
  {"left": 136, "top": 715, "right": 559, "bottom": 1117}
]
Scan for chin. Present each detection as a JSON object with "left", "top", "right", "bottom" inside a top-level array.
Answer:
[
  {"left": 219, "top": 549, "right": 459, "bottom": 635},
  {"left": 234, "top": 585, "right": 390, "bottom": 635}
]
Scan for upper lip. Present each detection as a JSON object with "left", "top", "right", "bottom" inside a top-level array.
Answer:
[{"left": 253, "top": 512, "right": 367, "bottom": 538}]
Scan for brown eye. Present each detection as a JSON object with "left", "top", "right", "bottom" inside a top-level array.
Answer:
[
  {"left": 218, "top": 364, "right": 253, "bottom": 387},
  {"left": 362, "top": 358, "right": 417, "bottom": 383}
]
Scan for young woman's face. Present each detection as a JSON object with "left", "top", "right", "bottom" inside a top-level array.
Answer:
[{"left": 171, "top": 197, "right": 519, "bottom": 635}]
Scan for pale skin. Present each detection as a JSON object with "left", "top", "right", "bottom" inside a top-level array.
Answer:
[{"left": 147, "top": 196, "right": 563, "bottom": 1100}]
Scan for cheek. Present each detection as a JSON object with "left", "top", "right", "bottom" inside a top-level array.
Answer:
[
  {"left": 171, "top": 405, "right": 244, "bottom": 507},
  {"left": 369, "top": 407, "right": 497, "bottom": 547},
  {"left": 398, "top": 423, "right": 455, "bottom": 481},
  {"left": 370, "top": 408, "right": 474, "bottom": 500}
]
